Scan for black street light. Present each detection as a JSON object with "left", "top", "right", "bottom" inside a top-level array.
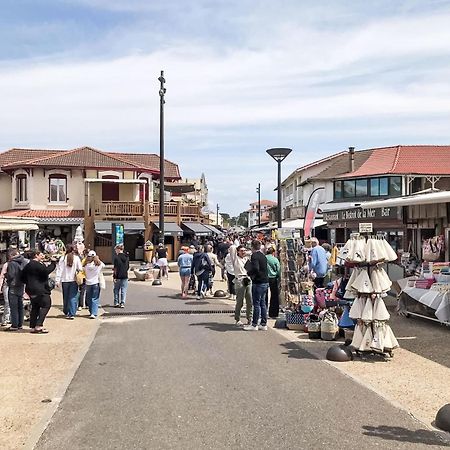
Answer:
[
  {"left": 216, "top": 203, "right": 220, "bottom": 225},
  {"left": 158, "top": 70, "right": 166, "bottom": 245},
  {"left": 256, "top": 183, "right": 261, "bottom": 226},
  {"left": 266, "top": 147, "right": 292, "bottom": 229}
]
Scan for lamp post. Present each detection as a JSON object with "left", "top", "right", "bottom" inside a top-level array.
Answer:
[
  {"left": 216, "top": 203, "right": 220, "bottom": 225},
  {"left": 266, "top": 148, "right": 292, "bottom": 229},
  {"left": 256, "top": 183, "right": 261, "bottom": 226},
  {"left": 158, "top": 70, "right": 166, "bottom": 245}
]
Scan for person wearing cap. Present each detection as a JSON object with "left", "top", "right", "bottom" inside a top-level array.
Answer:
[
  {"left": 310, "top": 238, "right": 328, "bottom": 288},
  {"left": 113, "top": 244, "right": 129, "bottom": 308},
  {"left": 83, "top": 250, "right": 105, "bottom": 319}
]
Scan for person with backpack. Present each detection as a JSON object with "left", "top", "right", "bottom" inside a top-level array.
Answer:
[
  {"left": 5, "top": 249, "right": 29, "bottom": 331},
  {"left": 113, "top": 244, "right": 129, "bottom": 308},
  {"left": 191, "top": 246, "right": 212, "bottom": 300},
  {"left": 21, "top": 250, "right": 56, "bottom": 334}
]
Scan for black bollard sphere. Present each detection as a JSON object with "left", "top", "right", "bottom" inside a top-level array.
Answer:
[
  {"left": 152, "top": 279, "right": 162, "bottom": 286},
  {"left": 274, "top": 319, "right": 287, "bottom": 329},
  {"left": 326, "top": 345, "right": 354, "bottom": 362},
  {"left": 435, "top": 404, "right": 450, "bottom": 432},
  {"left": 214, "top": 290, "right": 226, "bottom": 297}
]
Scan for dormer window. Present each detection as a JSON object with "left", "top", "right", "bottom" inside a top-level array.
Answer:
[
  {"left": 16, "top": 174, "right": 27, "bottom": 202},
  {"left": 49, "top": 174, "right": 67, "bottom": 203}
]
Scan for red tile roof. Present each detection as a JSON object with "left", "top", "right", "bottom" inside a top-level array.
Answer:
[
  {"left": 0, "top": 209, "right": 84, "bottom": 218},
  {"left": 339, "top": 145, "right": 450, "bottom": 178},
  {"left": 0, "top": 146, "right": 181, "bottom": 179}
]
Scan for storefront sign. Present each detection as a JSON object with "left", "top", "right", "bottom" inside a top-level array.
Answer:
[
  {"left": 323, "top": 206, "right": 401, "bottom": 222},
  {"left": 359, "top": 223, "right": 373, "bottom": 233}
]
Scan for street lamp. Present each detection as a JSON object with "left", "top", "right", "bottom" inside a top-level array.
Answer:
[
  {"left": 216, "top": 203, "right": 220, "bottom": 225},
  {"left": 158, "top": 70, "right": 166, "bottom": 245},
  {"left": 256, "top": 183, "right": 261, "bottom": 226},
  {"left": 266, "top": 147, "right": 292, "bottom": 229}
]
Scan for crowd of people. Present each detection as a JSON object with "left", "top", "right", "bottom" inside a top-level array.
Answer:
[{"left": 1, "top": 239, "right": 129, "bottom": 334}]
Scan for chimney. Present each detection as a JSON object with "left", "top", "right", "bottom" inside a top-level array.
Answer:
[{"left": 348, "top": 146, "right": 355, "bottom": 172}]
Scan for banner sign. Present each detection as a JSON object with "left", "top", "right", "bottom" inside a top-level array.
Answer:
[{"left": 304, "top": 187, "right": 325, "bottom": 237}]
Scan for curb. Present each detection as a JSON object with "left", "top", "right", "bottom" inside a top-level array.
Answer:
[{"left": 23, "top": 317, "right": 101, "bottom": 450}]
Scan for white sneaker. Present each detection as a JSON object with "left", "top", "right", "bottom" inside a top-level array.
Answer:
[
  {"left": 89, "top": 314, "right": 96, "bottom": 319},
  {"left": 235, "top": 320, "right": 243, "bottom": 326},
  {"left": 243, "top": 324, "right": 258, "bottom": 331},
  {"left": 258, "top": 325, "right": 268, "bottom": 331},
  {"left": 196, "top": 296, "right": 201, "bottom": 300}
]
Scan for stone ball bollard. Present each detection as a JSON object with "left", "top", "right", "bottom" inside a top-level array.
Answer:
[
  {"left": 214, "top": 290, "right": 227, "bottom": 297},
  {"left": 326, "top": 344, "right": 354, "bottom": 362},
  {"left": 435, "top": 404, "right": 450, "bottom": 432}
]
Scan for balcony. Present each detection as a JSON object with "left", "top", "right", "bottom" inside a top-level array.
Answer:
[{"left": 92, "top": 201, "right": 201, "bottom": 220}]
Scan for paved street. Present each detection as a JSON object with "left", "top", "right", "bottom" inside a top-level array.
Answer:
[{"left": 35, "top": 279, "right": 449, "bottom": 450}]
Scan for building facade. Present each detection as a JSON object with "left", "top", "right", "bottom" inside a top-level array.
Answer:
[{"left": 248, "top": 200, "right": 276, "bottom": 227}]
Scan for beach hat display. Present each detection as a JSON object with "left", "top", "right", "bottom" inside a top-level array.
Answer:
[
  {"left": 351, "top": 322, "right": 364, "bottom": 349},
  {"left": 338, "top": 239, "right": 353, "bottom": 261},
  {"left": 366, "top": 237, "right": 383, "bottom": 263},
  {"left": 349, "top": 237, "right": 366, "bottom": 263},
  {"left": 359, "top": 324, "right": 374, "bottom": 352},
  {"left": 383, "top": 324, "right": 400, "bottom": 350},
  {"left": 370, "top": 268, "right": 383, "bottom": 293},
  {"left": 361, "top": 297, "right": 374, "bottom": 322},
  {"left": 351, "top": 268, "right": 373, "bottom": 294},
  {"left": 377, "top": 267, "right": 392, "bottom": 292},
  {"left": 372, "top": 295, "right": 391, "bottom": 321},
  {"left": 349, "top": 296, "right": 366, "bottom": 319},
  {"left": 381, "top": 238, "right": 398, "bottom": 262}
]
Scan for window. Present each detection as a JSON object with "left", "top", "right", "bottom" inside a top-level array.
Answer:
[
  {"left": 355, "top": 179, "right": 368, "bottom": 197},
  {"left": 334, "top": 181, "right": 342, "bottom": 199},
  {"left": 343, "top": 180, "right": 355, "bottom": 198},
  {"left": 49, "top": 175, "right": 67, "bottom": 202},
  {"left": 380, "top": 177, "right": 388, "bottom": 196},
  {"left": 370, "top": 178, "right": 380, "bottom": 196},
  {"left": 390, "top": 177, "right": 402, "bottom": 196},
  {"left": 16, "top": 175, "right": 27, "bottom": 202}
]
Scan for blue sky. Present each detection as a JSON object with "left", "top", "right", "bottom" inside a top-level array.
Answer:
[{"left": 2, "top": 0, "right": 450, "bottom": 215}]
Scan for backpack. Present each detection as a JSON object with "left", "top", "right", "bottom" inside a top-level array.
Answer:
[{"left": 200, "top": 254, "right": 211, "bottom": 270}]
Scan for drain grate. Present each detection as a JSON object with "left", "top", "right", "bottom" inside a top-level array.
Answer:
[{"left": 103, "top": 309, "right": 235, "bottom": 317}]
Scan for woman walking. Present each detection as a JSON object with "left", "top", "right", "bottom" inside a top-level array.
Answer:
[
  {"left": 177, "top": 247, "right": 193, "bottom": 298},
  {"left": 155, "top": 243, "right": 169, "bottom": 279},
  {"left": 224, "top": 250, "right": 235, "bottom": 300},
  {"left": 0, "top": 260, "right": 10, "bottom": 326},
  {"left": 83, "top": 250, "right": 105, "bottom": 319},
  {"left": 191, "top": 246, "right": 212, "bottom": 300},
  {"left": 56, "top": 245, "right": 82, "bottom": 319}
]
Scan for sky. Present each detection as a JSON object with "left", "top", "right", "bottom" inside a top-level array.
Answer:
[{"left": 2, "top": 0, "right": 450, "bottom": 216}]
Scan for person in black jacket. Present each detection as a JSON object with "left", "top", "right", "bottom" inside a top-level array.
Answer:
[
  {"left": 113, "top": 244, "right": 129, "bottom": 308},
  {"left": 5, "top": 249, "right": 29, "bottom": 331},
  {"left": 21, "top": 250, "right": 56, "bottom": 334},
  {"left": 244, "top": 240, "right": 269, "bottom": 331},
  {"left": 191, "top": 246, "right": 212, "bottom": 300}
]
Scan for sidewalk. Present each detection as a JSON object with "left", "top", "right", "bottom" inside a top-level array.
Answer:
[{"left": 0, "top": 289, "right": 99, "bottom": 450}]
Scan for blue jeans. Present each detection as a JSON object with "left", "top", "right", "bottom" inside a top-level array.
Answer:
[
  {"left": 113, "top": 279, "right": 128, "bottom": 305},
  {"left": 251, "top": 282, "right": 269, "bottom": 327},
  {"left": 8, "top": 292, "right": 24, "bottom": 328},
  {"left": 62, "top": 281, "right": 79, "bottom": 317},
  {"left": 86, "top": 284, "right": 101, "bottom": 316}
]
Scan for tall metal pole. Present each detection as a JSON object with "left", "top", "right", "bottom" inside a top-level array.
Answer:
[
  {"left": 158, "top": 70, "right": 166, "bottom": 245},
  {"left": 257, "top": 183, "right": 261, "bottom": 226},
  {"left": 277, "top": 161, "right": 282, "bottom": 229},
  {"left": 216, "top": 203, "right": 219, "bottom": 225}
]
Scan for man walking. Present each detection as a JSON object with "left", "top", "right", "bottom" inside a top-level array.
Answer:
[
  {"left": 266, "top": 246, "right": 281, "bottom": 318},
  {"left": 113, "top": 244, "right": 129, "bottom": 308},
  {"left": 244, "top": 240, "right": 269, "bottom": 331},
  {"left": 310, "top": 238, "right": 328, "bottom": 288},
  {"left": 5, "top": 249, "right": 29, "bottom": 331},
  {"left": 229, "top": 244, "right": 252, "bottom": 326}
]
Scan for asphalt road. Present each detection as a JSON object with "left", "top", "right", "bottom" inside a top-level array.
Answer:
[{"left": 36, "top": 281, "right": 449, "bottom": 450}]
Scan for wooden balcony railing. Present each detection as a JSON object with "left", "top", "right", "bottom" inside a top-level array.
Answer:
[
  {"left": 94, "top": 201, "right": 143, "bottom": 216},
  {"left": 93, "top": 201, "right": 201, "bottom": 219}
]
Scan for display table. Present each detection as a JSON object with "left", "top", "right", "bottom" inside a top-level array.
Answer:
[{"left": 397, "top": 277, "right": 450, "bottom": 324}]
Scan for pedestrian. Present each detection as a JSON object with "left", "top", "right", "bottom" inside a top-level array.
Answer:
[
  {"left": 229, "top": 244, "right": 252, "bottom": 326},
  {"left": 265, "top": 246, "right": 281, "bottom": 318},
  {"left": 83, "top": 250, "right": 105, "bottom": 319},
  {"left": 113, "top": 244, "right": 129, "bottom": 308},
  {"left": 217, "top": 238, "right": 231, "bottom": 281},
  {"left": 244, "top": 240, "right": 269, "bottom": 331},
  {"left": 191, "top": 246, "right": 212, "bottom": 300},
  {"left": 0, "top": 260, "right": 10, "bottom": 326},
  {"left": 310, "top": 238, "right": 328, "bottom": 288},
  {"left": 5, "top": 249, "right": 29, "bottom": 331},
  {"left": 224, "top": 250, "right": 235, "bottom": 300},
  {"left": 56, "top": 245, "right": 82, "bottom": 319},
  {"left": 205, "top": 244, "right": 222, "bottom": 296},
  {"left": 155, "top": 243, "right": 169, "bottom": 279},
  {"left": 21, "top": 250, "right": 56, "bottom": 334},
  {"left": 177, "top": 246, "right": 193, "bottom": 298}
]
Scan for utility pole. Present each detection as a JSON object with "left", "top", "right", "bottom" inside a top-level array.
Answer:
[
  {"left": 256, "top": 183, "right": 261, "bottom": 226},
  {"left": 158, "top": 70, "right": 166, "bottom": 245},
  {"left": 216, "top": 203, "right": 220, "bottom": 225}
]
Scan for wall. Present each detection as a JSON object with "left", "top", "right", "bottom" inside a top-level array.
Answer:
[{"left": 0, "top": 173, "right": 12, "bottom": 211}]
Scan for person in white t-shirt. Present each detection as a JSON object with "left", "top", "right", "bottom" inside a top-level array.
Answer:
[{"left": 83, "top": 250, "right": 105, "bottom": 319}]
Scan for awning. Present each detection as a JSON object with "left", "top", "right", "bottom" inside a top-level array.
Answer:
[
  {"left": 0, "top": 217, "right": 39, "bottom": 231},
  {"left": 153, "top": 181, "right": 196, "bottom": 194},
  {"left": 181, "top": 222, "right": 212, "bottom": 236},
  {"left": 359, "top": 190, "right": 450, "bottom": 209},
  {"left": 95, "top": 221, "right": 144, "bottom": 234},
  {"left": 153, "top": 222, "right": 184, "bottom": 237},
  {"left": 203, "top": 224, "right": 223, "bottom": 235}
]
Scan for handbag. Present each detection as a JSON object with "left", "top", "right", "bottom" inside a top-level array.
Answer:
[
  {"left": 47, "top": 277, "right": 56, "bottom": 291},
  {"left": 99, "top": 272, "right": 106, "bottom": 290},
  {"left": 76, "top": 270, "right": 85, "bottom": 286}
]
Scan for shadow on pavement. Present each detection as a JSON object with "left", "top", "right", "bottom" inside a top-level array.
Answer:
[
  {"left": 280, "top": 341, "right": 319, "bottom": 360},
  {"left": 362, "top": 425, "right": 450, "bottom": 447},
  {"left": 189, "top": 322, "right": 243, "bottom": 332}
]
